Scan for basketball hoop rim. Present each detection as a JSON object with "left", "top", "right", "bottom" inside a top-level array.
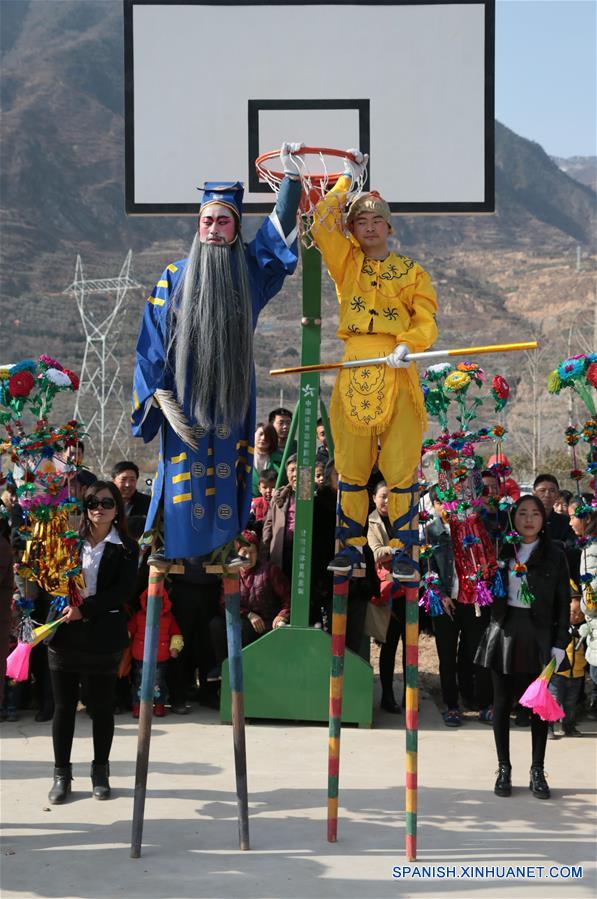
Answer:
[{"left": 255, "top": 146, "right": 354, "bottom": 185}]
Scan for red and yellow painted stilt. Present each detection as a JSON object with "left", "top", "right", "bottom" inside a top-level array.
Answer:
[
  {"left": 404, "top": 537, "right": 420, "bottom": 861},
  {"left": 327, "top": 572, "right": 349, "bottom": 842}
]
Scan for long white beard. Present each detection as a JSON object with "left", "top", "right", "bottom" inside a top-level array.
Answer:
[{"left": 172, "top": 236, "right": 254, "bottom": 429}]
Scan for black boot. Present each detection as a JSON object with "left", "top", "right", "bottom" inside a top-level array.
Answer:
[
  {"left": 48, "top": 765, "right": 72, "bottom": 804},
  {"left": 91, "top": 762, "right": 111, "bottom": 800},
  {"left": 494, "top": 763, "right": 512, "bottom": 797},
  {"left": 381, "top": 691, "right": 402, "bottom": 714},
  {"left": 529, "top": 765, "right": 550, "bottom": 799}
]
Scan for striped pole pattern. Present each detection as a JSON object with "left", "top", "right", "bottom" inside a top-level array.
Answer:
[
  {"left": 327, "top": 573, "right": 349, "bottom": 842},
  {"left": 131, "top": 563, "right": 165, "bottom": 858},
  {"left": 223, "top": 571, "right": 250, "bottom": 851},
  {"left": 404, "top": 537, "right": 421, "bottom": 862}
]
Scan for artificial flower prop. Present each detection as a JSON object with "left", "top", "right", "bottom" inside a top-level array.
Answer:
[
  {"left": 0, "top": 357, "right": 86, "bottom": 608},
  {"left": 421, "top": 362, "right": 514, "bottom": 608},
  {"left": 418, "top": 572, "right": 445, "bottom": 617},
  {"left": 444, "top": 370, "right": 471, "bottom": 393},
  {"left": 547, "top": 353, "right": 597, "bottom": 417},
  {"left": 518, "top": 659, "right": 565, "bottom": 722}
]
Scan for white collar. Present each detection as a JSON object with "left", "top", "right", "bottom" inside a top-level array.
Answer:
[{"left": 86, "top": 527, "right": 123, "bottom": 549}]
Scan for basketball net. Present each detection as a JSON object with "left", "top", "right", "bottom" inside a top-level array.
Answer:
[{"left": 255, "top": 148, "right": 368, "bottom": 249}]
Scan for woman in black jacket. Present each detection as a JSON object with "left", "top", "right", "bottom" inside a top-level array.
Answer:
[
  {"left": 475, "top": 495, "right": 570, "bottom": 800},
  {"left": 47, "top": 481, "right": 138, "bottom": 804}
]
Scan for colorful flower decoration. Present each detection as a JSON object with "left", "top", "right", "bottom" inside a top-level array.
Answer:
[
  {"left": 0, "top": 357, "right": 86, "bottom": 638},
  {"left": 491, "top": 374, "right": 510, "bottom": 411},
  {"left": 8, "top": 371, "right": 35, "bottom": 398},
  {"left": 444, "top": 371, "right": 471, "bottom": 393}
]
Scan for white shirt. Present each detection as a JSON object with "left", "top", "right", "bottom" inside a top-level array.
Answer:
[
  {"left": 81, "top": 527, "right": 123, "bottom": 598},
  {"left": 507, "top": 539, "right": 539, "bottom": 607}
]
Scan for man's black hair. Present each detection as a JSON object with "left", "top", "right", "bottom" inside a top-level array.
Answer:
[
  {"left": 533, "top": 473, "right": 559, "bottom": 490},
  {"left": 268, "top": 407, "right": 292, "bottom": 423},
  {"left": 111, "top": 460, "right": 140, "bottom": 480}
]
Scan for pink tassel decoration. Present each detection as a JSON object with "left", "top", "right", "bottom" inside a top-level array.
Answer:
[
  {"left": 519, "top": 659, "right": 565, "bottom": 722},
  {"left": 6, "top": 642, "right": 34, "bottom": 682}
]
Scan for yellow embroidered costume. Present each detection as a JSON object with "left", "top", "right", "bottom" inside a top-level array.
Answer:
[{"left": 311, "top": 176, "right": 438, "bottom": 568}]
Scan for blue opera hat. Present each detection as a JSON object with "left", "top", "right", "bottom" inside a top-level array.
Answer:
[{"left": 199, "top": 181, "right": 244, "bottom": 223}]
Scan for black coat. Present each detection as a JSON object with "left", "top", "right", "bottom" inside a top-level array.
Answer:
[
  {"left": 427, "top": 518, "right": 454, "bottom": 597},
  {"left": 128, "top": 490, "right": 151, "bottom": 518},
  {"left": 489, "top": 541, "right": 571, "bottom": 660},
  {"left": 546, "top": 509, "right": 575, "bottom": 545},
  {"left": 51, "top": 535, "right": 139, "bottom": 655}
]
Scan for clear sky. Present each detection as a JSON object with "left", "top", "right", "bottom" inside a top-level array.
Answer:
[{"left": 496, "top": 0, "right": 596, "bottom": 157}]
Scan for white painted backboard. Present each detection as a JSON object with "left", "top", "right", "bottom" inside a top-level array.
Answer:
[{"left": 124, "top": 1, "right": 494, "bottom": 213}]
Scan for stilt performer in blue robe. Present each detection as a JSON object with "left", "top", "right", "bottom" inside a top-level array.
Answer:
[{"left": 132, "top": 144, "right": 303, "bottom": 558}]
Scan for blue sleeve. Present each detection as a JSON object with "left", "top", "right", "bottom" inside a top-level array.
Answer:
[
  {"left": 131, "top": 263, "right": 181, "bottom": 442},
  {"left": 245, "top": 205, "right": 300, "bottom": 315},
  {"left": 275, "top": 176, "right": 302, "bottom": 237}
]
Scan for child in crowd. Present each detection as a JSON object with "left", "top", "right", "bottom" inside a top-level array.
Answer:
[
  {"left": 314, "top": 463, "right": 325, "bottom": 490},
  {"left": 250, "top": 470, "right": 276, "bottom": 523},
  {"left": 129, "top": 587, "right": 184, "bottom": 717},
  {"left": 548, "top": 592, "right": 586, "bottom": 737}
]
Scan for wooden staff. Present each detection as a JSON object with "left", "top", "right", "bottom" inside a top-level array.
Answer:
[
  {"left": 222, "top": 569, "right": 250, "bottom": 850},
  {"left": 327, "top": 571, "right": 349, "bottom": 842},
  {"left": 131, "top": 554, "right": 169, "bottom": 859},
  {"left": 270, "top": 340, "right": 538, "bottom": 376}
]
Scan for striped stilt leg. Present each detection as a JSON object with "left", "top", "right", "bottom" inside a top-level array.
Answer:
[
  {"left": 404, "top": 510, "right": 420, "bottom": 861},
  {"left": 131, "top": 558, "right": 167, "bottom": 858},
  {"left": 327, "top": 572, "right": 349, "bottom": 842},
  {"left": 223, "top": 570, "right": 250, "bottom": 850}
]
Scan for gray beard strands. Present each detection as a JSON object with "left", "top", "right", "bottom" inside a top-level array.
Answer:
[{"left": 172, "top": 235, "right": 253, "bottom": 430}]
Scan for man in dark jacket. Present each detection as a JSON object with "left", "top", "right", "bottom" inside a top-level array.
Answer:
[
  {"left": 533, "top": 474, "right": 575, "bottom": 545},
  {"left": 111, "top": 461, "right": 151, "bottom": 536}
]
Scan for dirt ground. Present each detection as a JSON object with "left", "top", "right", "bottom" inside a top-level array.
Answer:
[{"left": 370, "top": 629, "right": 442, "bottom": 704}]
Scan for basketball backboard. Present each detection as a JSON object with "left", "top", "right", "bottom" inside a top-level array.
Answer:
[{"left": 124, "top": 0, "right": 494, "bottom": 214}]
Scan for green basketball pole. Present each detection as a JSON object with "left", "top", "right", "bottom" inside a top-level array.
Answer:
[{"left": 290, "top": 244, "right": 321, "bottom": 627}]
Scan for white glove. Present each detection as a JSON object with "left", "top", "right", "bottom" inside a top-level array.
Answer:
[
  {"left": 550, "top": 646, "right": 566, "bottom": 671},
  {"left": 343, "top": 148, "right": 369, "bottom": 182},
  {"left": 280, "top": 141, "right": 304, "bottom": 178},
  {"left": 386, "top": 344, "right": 411, "bottom": 369}
]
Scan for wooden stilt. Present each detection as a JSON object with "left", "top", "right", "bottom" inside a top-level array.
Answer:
[
  {"left": 327, "top": 572, "right": 349, "bottom": 842},
  {"left": 404, "top": 513, "right": 420, "bottom": 861},
  {"left": 130, "top": 558, "right": 168, "bottom": 858},
  {"left": 223, "top": 570, "right": 250, "bottom": 850}
]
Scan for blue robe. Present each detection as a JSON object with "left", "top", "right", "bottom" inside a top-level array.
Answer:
[{"left": 132, "top": 216, "right": 298, "bottom": 559}]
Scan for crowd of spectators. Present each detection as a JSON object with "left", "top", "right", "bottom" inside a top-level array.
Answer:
[{"left": 1, "top": 428, "right": 596, "bottom": 759}]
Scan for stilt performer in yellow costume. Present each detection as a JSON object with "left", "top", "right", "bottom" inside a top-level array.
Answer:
[{"left": 311, "top": 151, "right": 438, "bottom": 581}]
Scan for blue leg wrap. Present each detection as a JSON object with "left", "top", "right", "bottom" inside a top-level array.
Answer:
[{"left": 390, "top": 483, "right": 421, "bottom": 586}]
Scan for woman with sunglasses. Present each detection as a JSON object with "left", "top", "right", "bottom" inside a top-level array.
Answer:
[{"left": 47, "top": 481, "right": 138, "bottom": 804}]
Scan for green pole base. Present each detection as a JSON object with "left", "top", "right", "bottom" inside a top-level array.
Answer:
[{"left": 220, "top": 627, "right": 373, "bottom": 727}]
